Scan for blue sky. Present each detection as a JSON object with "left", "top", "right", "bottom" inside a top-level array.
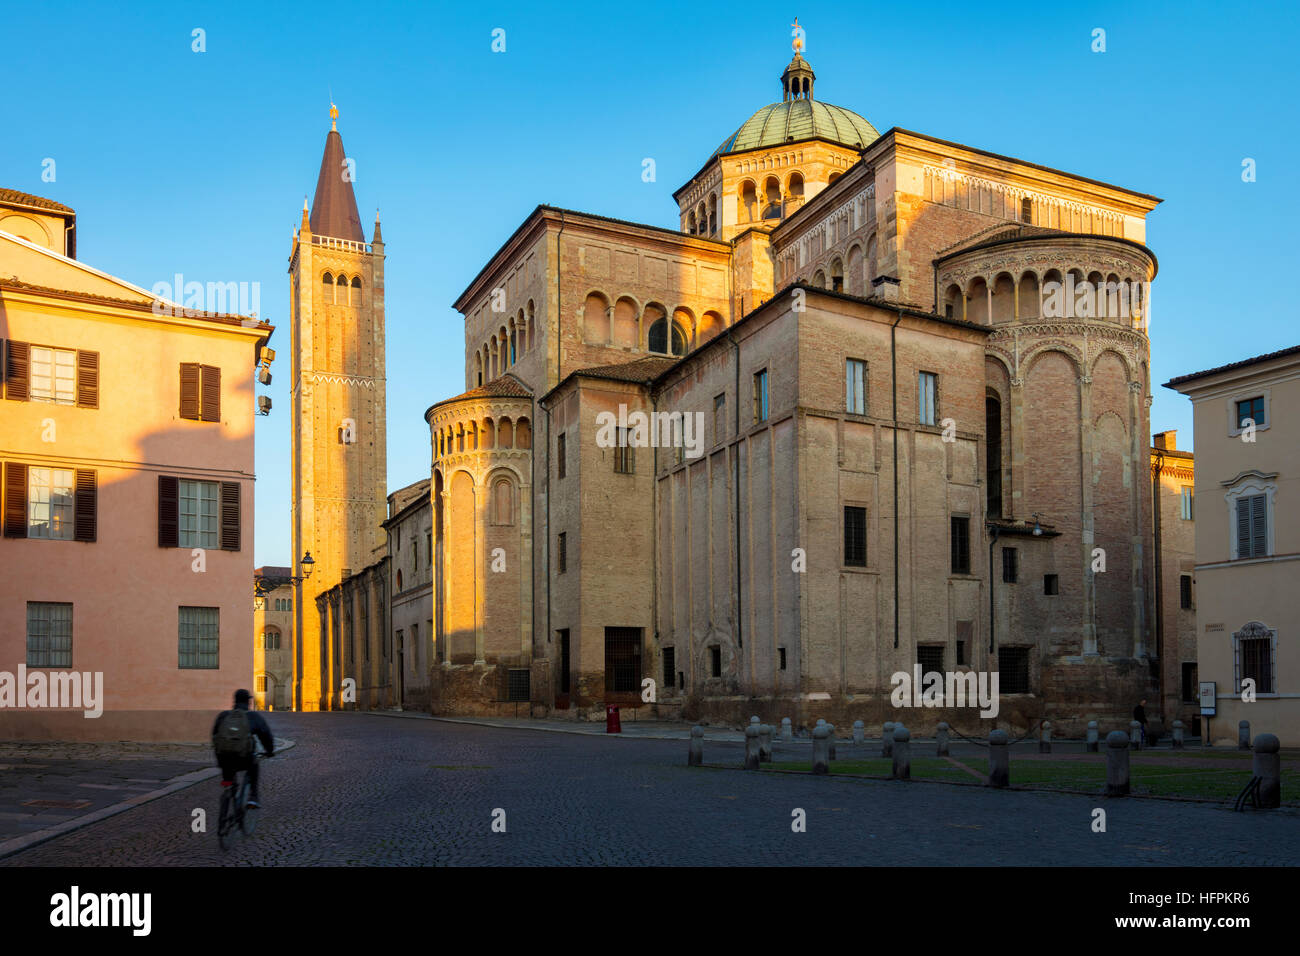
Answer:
[{"left": 4, "top": 1, "right": 1297, "bottom": 566}]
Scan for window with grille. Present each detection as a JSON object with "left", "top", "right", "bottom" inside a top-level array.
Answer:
[
  {"left": 1239, "top": 635, "right": 1273, "bottom": 694},
  {"left": 846, "top": 359, "right": 867, "bottom": 414},
  {"left": 1002, "top": 547, "right": 1018, "bottom": 583},
  {"left": 778, "top": 646, "right": 787, "bottom": 670},
  {"left": 950, "top": 517, "right": 970, "bottom": 573},
  {"left": 604, "top": 627, "right": 641, "bottom": 693},
  {"left": 506, "top": 668, "right": 530, "bottom": 702},
  {"left": 844, "top": 505, "right": 867, "bottom": 566},
  {"left": 178, "top": 479, "right": 218, "bottom": 549},
  {"left": 1235, "top": 396, "right": 1265, "bottom": 429},
  {"left": 27, "top": 467, "right": 75, "bottom": 540},
  {"left": 918, "top": 372, "right": 937, "bottom": 425},
  {"left": 663, "top": 647, "right": 675, "bottom": 692},
  {"left": 1180, "top": 575, "right": 1193, "bottom": 609},
  {"left": 26, "top": 602, "right": 72, "bottom": 667},
  {"left": 179, "top": 606, "right": 219, "bottom": 669},
  {"left": 917, "top": 645, "right": 944, "bottom": 679},
  {"left": 255, "top": 675, "right": 267, "bottom": 692},
  {"left": 998, "top": 646, "right": 1030, "bottom": 694},
  {"left": 614, "top": 429, "right": 634, "bottom": 474},
  {"left": 1235, "top": 494, "right": 1267, "bottom": 558}
]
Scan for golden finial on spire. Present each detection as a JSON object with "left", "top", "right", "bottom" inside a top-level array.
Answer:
[
  {"left": 329, "top": 100, "right": 338, "bottom": 131},
  {"left": 791, "top": 17, "right": 805, "bottom": 54}
]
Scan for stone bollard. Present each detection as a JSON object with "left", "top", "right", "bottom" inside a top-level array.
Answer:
[
  {"left": 689, "top": 726, "right": 704, "bottom": 767},
  {"left": 892, "top": 724, "right": 912, "bottom": 780},
  {"left": 1086, "top": 720, "right": 1099, "bottom": 753},
  {"left": 827, "top": 723, "right": 837, "bottom": 760},
  {"left": 1129, "top": 720, "right": 1142, "bottom": 751},
  {"left": 882, "top": 721, "right": 895, "bottom": 758},
  {"left": 759, "top": 724, "right": 773, "bottom": 763},
  {"left": 987, "top": 730, "right": 1009, "bottom": 788},
  {"left": 936, "top": 721, "right": 950, "bottom": 756},
  {"left": 853, "top": 720, "right": 865, "bottom": 745},
  {"left": 1172, "top": 720, "right": 1184, "bottom": 750},
  {"left": 781, "top": 717, "right": 793, "bottom": 741},
  {"left": 1254, "top": 734, "right": 1281, "bottom": 809},
  {"left": 1106, "top": 731, "right": 1131, "bottom": 796},
  {"left": 812, "top": 726, "right": 830, "bottom": 775},
  {"left": 1039, "top": 720, "right": 1052, "bottom": 754},
  {"left": 1239, "top": 720, "right": 1251, "bottom": 751},
  {"left": 744, "top": 725, "right": 761, "bottom": 770}
]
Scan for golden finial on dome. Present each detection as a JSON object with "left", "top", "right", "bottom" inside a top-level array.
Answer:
[{"left": 791, "top": 17, "right": 804, "bottom": 54}]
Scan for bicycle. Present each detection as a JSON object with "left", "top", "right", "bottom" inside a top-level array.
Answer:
[{"left": 217, "top": 747, "right": 263, "bottom": 850}]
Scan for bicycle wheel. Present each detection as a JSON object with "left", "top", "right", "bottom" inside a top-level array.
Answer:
[
  {"left": 217, "top": 786, "right": 234, "bottom": 851},
  {"left": 238, "top": 776, "right": 257, "bottom": 834}
]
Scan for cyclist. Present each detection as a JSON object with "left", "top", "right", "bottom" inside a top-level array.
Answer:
[{"left": 212, "top": 689, "right": 275, "bottom": 808}]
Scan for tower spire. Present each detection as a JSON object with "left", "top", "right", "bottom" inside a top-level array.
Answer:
[
  {"left": 782, "top": 20, "right": 815, "bottom": 102},
  {"left": 309, "top": 108, "right": 364, "bottom": 242}
]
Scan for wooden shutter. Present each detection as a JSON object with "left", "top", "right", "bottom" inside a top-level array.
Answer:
[
  {"left": 1251, "top": 494, "right": 1267, "bottom": 557},
  {"left": 201, "top": 365, "right": 221, "bottom": 422},
  {"left": 4, "top": 462, "right": 27, "bottom": 538},
  {"left": 220, "top": 481, "right": 240, "bottom": 551},
  {"left": 5, "top": 340, "right": 29, "bottom": 401},
  {"left": 179, "top": 363, "right": 200, "bottom": 420},
  {"left": 76, "top": 350, "right": 99, "bottom": 408},
  {"left": 74, "top": 469, "right": 96, "bottom": 542},
  {"left": 1237, "top": 498, "right": 1253, "bottom": 558},
  {"left": 158, "top": 475, "right": 178, "bottom": 547}
]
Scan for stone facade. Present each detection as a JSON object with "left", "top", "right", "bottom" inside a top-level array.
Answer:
[
  {"left": 253, "top": 567, "right": 294, "bottom": 710},
  {"left": 289, "top": 118, "right": 389, "bottom": 711},
  {"left": 419, "top": 52, "right": 1184, "bottom": 734}
]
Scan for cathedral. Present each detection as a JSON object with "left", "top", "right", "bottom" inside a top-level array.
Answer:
[{"left": 299, "top": 39, "right": 1181, "bottom": 734}]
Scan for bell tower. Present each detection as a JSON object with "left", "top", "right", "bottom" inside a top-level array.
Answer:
[{"left": 288, "top": 105, "right": 388, "bottom": 711}]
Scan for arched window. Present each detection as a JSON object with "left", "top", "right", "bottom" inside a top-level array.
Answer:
[
  {"left": 322, "top": 272, "right": 334, "bottom": 304},
  {"left": 475, "top": 352, "right": 483, "bottom": 387},
  {"left": 739, "top": 181, "right": 757, "bottom": 223},
  {"left": 510, "top": 314, "right": 519, "bottom": 365},
  {"left": 687, "top": 210, "right": 697, "bottom": 234},
  {"left": 648, "top": 318, "right": 687, "bottom": 356},
  {"left": 526, "top": 301, "right": 535, "bottom": 353},
  {"left": 351, "top": 276, "right": 361, "bottom": 306},
  {"left": 492, "top": 477, "right": 514, "bottom": 525},
  {"left": 986, "top": 395, "right": 1003, "bottom": 516},
  {"left": 396, "top": 569, "right": 403, "bottom": 591},
  {"left": 708, "top": 194, "right": 717, "bottom": 234},
  {"left": 336, "top": 274, "right": 347, "bottom": 303}
]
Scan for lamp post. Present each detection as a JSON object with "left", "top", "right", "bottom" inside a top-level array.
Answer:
[{"left": 254, "top": 551, "right": 316, "bottom": 599}]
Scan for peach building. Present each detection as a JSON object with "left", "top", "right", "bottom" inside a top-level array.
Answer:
[
  {"left": 0, "top": 188, "right": 271, "bottom": 741},
  {"left": 1166, "top": 346, "right": 1300, "bottom": 746}
]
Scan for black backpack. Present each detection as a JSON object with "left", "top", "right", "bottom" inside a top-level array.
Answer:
[{"left": 214, "top": 708, "right": 253, "bottom": 758}]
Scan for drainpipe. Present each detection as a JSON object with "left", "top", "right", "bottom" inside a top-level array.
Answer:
[
  {"left": 545, "top": 212, "right": 565, "bottom": 693},
  {"left": 890, "top": 310, "right": 902, "bottom": 649},
  {"left": 726, "top": 325, "right": 743, "bottom": 651},
  {"left": 1152, "top": 448, "right": 1165, "bottom": 719},
  {"left": 988, "top": 525, "right": 999, "bottom": 654}
]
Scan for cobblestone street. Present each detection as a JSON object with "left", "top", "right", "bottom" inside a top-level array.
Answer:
[{"left": 3, "top": 713, "right": 1297, "bottom": 866}]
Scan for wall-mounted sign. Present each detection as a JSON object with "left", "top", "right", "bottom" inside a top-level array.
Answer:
[
  {"left": 1206, "top": 623, "right": 1225, "bottom": 633},
  {"left": 1199, "top": 681, "right": 1216, "bottom": 716}
]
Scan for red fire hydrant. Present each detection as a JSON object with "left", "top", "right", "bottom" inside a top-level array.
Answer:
[{"left": 606, "top": 704, "right": 622, "bottom": 734}]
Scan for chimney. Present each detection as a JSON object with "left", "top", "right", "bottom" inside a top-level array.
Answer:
[
  {"left": 1153, "top": 430, "right": 1176, "bottom": 451},
  {"left": 872, "top": 274, "right": 901, "bottom": 304}
]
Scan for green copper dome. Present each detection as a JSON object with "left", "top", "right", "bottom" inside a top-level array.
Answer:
[{"left": 715, "top": 99, "right": 879, "bottom": 157}]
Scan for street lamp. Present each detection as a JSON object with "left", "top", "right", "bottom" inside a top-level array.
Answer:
[
  {"left": 1032, "top": 514, "right": 1043, "bottom": 536},
  {"left": 254, "top": 551, "right": 316, "bottom": 598}
]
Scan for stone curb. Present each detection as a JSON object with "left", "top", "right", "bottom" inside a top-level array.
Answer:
[
  {"left": 0, "top": 737, "right": 295, "bottom": 861},
  {"left": 367, "top": 711, "right": 743, "bottom": 742}
]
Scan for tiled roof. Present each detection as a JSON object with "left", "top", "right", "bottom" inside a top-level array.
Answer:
[
  {"left": 0, "top": 277, "right": 270, "bottom": 329},
  {"left": 574, "top": 356, "right": 681, "bottom": 384},
  {"left": 255, "top": 565, "right": 293, "bottom": 579},
  {"left": 715, "top": 99, "right": 879, "bottom": 157},
  {"left": 0, "top": 187, "right": 74, "bottom": 214},
  {"left": 1164, "top": 345, "right": 1300, "bottom": 388},
  {"left": 430, "top": 373, "right": 532, "bottom": 410}
]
